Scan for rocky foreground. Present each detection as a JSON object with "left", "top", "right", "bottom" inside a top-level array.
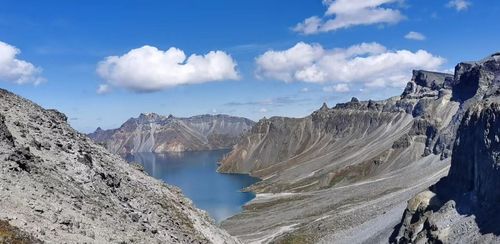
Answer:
[
  {"left": 88, "top": 113, "right": 254, "bottom": 155},
  {"left": 218, "top": 54, "right": 500, "bottom": 243},
  {"left": 0, "top": 89, "right": 239, "bottom": 243}
]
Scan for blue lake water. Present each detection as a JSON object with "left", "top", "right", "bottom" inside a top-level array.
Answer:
[{"left": 126, "top": 150, "right": 258, "bottom": 223}]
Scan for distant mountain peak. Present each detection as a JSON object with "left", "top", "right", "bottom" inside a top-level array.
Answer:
[{"left": 320, "top": 102, "right": 329, "bottom": 111}]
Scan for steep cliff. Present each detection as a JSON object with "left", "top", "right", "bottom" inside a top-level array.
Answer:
[
  {"left": 218, "top": 54, "right": 500, "bottom": 243},
  {"left": 393, "top": 55, "right": 500, "bottom": 243},
  {"left": 88, "top": 113, "right": 254, "bottom": 155},
  {"left": 219, "top": 70, "right": 457, "bottom": 193},
  {"left": 0, "top": 89, "right": 239, "bottom": 243}
]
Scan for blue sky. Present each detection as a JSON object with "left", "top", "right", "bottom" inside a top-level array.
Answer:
[{"left": 0, "top": 0, "right": 498, "bottom": 132}]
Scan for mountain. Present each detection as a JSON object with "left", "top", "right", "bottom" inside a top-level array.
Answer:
[
  {"left": 217, "top": 54, "right": 500, "bottom": 243},
  {"left": 0, "top": 89, "right": 239, "bottom": 243},
  {"left": 88, "top": 113, "right": 255, "bottom": 155},
  {"left": 393, "top": 55, "right": 500, "bottom": 243}
]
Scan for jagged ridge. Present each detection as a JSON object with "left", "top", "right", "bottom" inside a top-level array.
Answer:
[
  {"left": 88, "top": 113, "right": 254, "bottom": 155},
  {"left": 393, "top": 54, "right": 500, "bottom": 243},
  {"left": 217, "top": 54, "right": 500, "bottom": 243}
]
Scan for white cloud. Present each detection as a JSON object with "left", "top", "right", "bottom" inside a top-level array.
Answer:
[
  {"left": 294, "top": 0, "right": 405, "bottom": 35},
  {"left": 323, "top": 83, "right": 350, "bottom": 93},
  {"left": 405, "top": 31, "right": 426, "bottom": 41},
  {"left": 0, "top": 41, "right": 44, "bottom": 85},
  {"left": 256, "top": 42, "right": 445, "bottom": 88},
  {"left": 447, "top": 0, "right": 471, "bottom": 11},
  {"left": 300, "top": 87, "right": 310, "bottom": 92},
  {"left": 96, "top": 84, "right": 111, "bottom": 94},
  {"left": 97, "top": 45, "right": 239, "bottom": 92},
  {"left": 259, "top": 108, "right": 268, "bottom": 113}
]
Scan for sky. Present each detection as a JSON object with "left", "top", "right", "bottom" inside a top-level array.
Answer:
[{"left": 0, "top": 0, "right": 498, "bottom": 133}]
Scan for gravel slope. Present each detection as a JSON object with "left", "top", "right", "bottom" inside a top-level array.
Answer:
[
  {"left": 218, "top": 60, "right": 492, "bottom": 243},
  {"left": 0, "top": 88, "right": 240, "bottom": 243}
]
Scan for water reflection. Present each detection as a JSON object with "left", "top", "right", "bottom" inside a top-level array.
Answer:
[{"left": 126, "top": 150, "right": 258, "bottom": 223}]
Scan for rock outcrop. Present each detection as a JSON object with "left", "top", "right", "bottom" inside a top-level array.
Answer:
[
  {"left": 217, "top": 54, "right": 500, "bottom": 243},
  {"left": 0, "top": 89, "right": 239, "bottom": 243},
  {"left": 88, "top": 113, "right": 254, "bottom": 155},
  {"left": 219, "top": 69, "right": 458, "bottom": 193},
  {"left": 392, "top": 102, "right": 500, "bottom": 243}
]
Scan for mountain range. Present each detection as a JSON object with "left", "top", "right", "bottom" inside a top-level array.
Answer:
[
  {"left": 217, "top": 53, "right": 500, "bottom": 243},
  {"left": 88, "top": 113, "right": 254, "bottom": 155}
]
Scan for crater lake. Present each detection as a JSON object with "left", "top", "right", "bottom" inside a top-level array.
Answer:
[{"left": 126, "top": 150, "right": 258, "bottom": 223}]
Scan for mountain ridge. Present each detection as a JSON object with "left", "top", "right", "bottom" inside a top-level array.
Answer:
[
  {"left": 88, "top": 113, "right": 254, "bottom": 155},
  {"left": 393, "top": 54, "right": 500, "bottom": 243},
  {"left": 0, "top": 88, "right": 239, "bottom": 243},
  {"left": 217, "top": 54, "right": 500, "bottom": 243}
]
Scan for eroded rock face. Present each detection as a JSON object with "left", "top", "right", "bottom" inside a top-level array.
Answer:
[
  {"left": 218, "top": 69, "right": 458, "bottom": 192},
  {"left": 88, "top": 113, "right": 254, "bottom": 155},
  {"left": 445, "top": 102, "right": 500, "bottom": 203},
  {"left": 0, "top": 89, "right": 239, "bottom": 243},
  {"left": 393, "top": 55, "right": 500, "bottom": 243},
  {"left": 393, "top": 102, "right": 500, "bottom": 243},
  {"left": 217, "top": 70, "right": 459, "bottom": 242},
  {"left": 218, "top": 54, "right": 500, "bottom": 243}
]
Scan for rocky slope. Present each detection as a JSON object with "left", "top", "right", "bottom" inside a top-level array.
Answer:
[
  {"left": 218, "top": 54, "right": 500, "bottom": 243},
  {"left": 0, "top": 89, "right": 239, "bottom": 243},
  {"left": 88, "top": 113, "right": 254, "bottom": 155},
  {"left": 393, "top": 56, "right": 500, "bottom": 243}
]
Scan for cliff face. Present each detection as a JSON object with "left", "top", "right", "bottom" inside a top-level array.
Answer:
[
  {"left": 393, "top": 59, "right": 500, "bottom": 243},
  {"left": 219, "top": 70, "right": 457, "bottom": 193},
  {"left": 0, "top": 89, "right": 239, "bottom": 243},
  {"left": 218, "top": 54, "right": 500, "bottom": 243},
  {"left": 88, "top": 113, "right": 254, "bottom": 155}
]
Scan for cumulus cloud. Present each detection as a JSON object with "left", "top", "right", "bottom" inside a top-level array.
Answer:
[
  {"left": 0, "top": 41, "right": 44, "bottom": 85},
  {"left": 294, "top": 0, "right": 405, "bottom": 35},
  {"left": 405, "top": 31, "right": 426, "bottom": 41},
  {"left": 256, "top": 42, "right": 445, "bottom": 88},
  {"left": 97, "top": 45, "right": 239, "bottom": 92},
  {"left": 447, "top": 0, "right": 471, "bottom": 11},
  {"left": 323, "top": 83, "right": 350, "bottom": 93}
]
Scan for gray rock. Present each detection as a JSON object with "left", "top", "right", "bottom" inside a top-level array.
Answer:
[
  {"left": 0, "top": 113, "right": 14, "bottom": 147},
  {"left": 88, "top": 113, "right": 254, "bottom": 155},
  {"left": 218, "top": 54, "right": 500, "bottom": 243},
  {"left": 0, "top": 88, "right": 239, "bottom": 243},
  {"left": 393, "top": 55, "right": 500, "bottom": 243}
]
